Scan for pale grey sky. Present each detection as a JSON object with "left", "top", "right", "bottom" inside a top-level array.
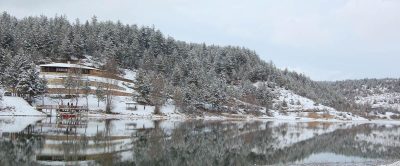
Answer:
[{"left": 1, "top": 0, "right": 400, "bottom": 81}]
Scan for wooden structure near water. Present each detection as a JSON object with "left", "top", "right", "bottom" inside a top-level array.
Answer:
[
  {"left": 36, "top": 105, "right": 89, "bottom": 118},
  {"left": 125, "top": 102, "right": 138, "bottom": 111}
]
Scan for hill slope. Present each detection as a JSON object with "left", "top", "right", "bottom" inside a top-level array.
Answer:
[{"left": 0, "top": 12, "right": 358, "bottom": 116}]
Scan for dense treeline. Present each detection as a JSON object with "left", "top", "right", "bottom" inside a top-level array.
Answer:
[
  {"left": 0, "top": 12, "right": 353, "bottom": 112},
  {"left": 322, "top": 78, "right": 400, "bottom": 99}
]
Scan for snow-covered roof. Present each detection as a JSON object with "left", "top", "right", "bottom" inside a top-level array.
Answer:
[
  {"left": 39, "top": 63, "right": 98, "bottom": 70},
  {"left": 126, "top": 102, "right": 138, "bottom": 104}
]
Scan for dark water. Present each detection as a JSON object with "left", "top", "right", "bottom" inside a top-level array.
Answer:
[{"left": 0, "top": 117, "right": 399, "bottom": 166}]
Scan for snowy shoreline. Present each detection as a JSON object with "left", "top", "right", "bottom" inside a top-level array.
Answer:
[
  {"left": 1, "top": 96, "right": 399, "bottom": 124},
  {"left": 1, "top": 113, "right": 399, "bottom": 125}
]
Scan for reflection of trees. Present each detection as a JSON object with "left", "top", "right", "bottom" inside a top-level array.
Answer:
[
  {"left": 57, "top": 132, "right": 89, "bottom": 164},
  {"left": 115, "top": 121, "right": 400, "bottom": 166},
  {"left": 0, "top": 133, "right": 44, "bottom": 166},
  {"left": 120, "top": 121, "right": 277, "bottom": 166},
  {"left": 93, "top": 119, "right": 122, "bottom": 166},
  {"left": 2, "top": 119, "right": 400, "bottom": 166},
  {"left": 256, "top": 123, "right": 400, "bottom": 164}
]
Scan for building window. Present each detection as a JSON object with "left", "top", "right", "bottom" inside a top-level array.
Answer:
[
  {"left": 82, "top": 69, "right": 90, "bottom": 74},
  {"left": 56, "top": 68, "right": 68, "bottom": 72}
]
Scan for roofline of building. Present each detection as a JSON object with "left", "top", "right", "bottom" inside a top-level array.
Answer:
[{"left": 39, "top": 63, "right": 99, "bottom": 70}]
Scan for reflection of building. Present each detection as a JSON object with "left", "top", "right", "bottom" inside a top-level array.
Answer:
[
  {"left": 35, "top": 134, "right": 133, "bottom": 165},
  {"left": 30, "top": 118, "right": 151, "bottom": 165},
  {"left": 39, "top": 63, "right": 134, "bottom": 96}
]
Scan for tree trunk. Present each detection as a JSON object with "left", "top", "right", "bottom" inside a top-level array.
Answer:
[
  {"left": 154, "top": 105, "right": 161, "bottom": 115},
  {"left": 86, "top": 96, "right": 89, "bottom": 108}
]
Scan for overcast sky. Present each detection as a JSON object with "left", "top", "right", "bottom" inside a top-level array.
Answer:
[{"left": 1, "top": 0, "right": 399, "bottom": 81}]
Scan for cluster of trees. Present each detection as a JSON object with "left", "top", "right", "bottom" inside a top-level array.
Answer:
[
  {"left": 0, "top": 48, "right": 47, "bottom": 103},
  {"left": 0, "top": 12, "right": 356, "bottom": 113}
]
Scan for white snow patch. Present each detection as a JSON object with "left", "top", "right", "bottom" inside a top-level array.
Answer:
[
  {"left": 274, "top": 87, "right": 335, "bottom": 112},
  {"left": 122, "top": 69, "right": 136, "bottom": 81},
  {"left": 1, "top": 96, "right": 45, "bottom": 116}
]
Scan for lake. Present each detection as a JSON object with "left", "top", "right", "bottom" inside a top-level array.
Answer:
[{"left": 0, "top": 117, "right": 399, "bottom": 166}]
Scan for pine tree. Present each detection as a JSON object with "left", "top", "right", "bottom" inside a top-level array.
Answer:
[
  {"left": 282, "top": 100, "right": 288, "bottom": 108},
  {"left": 0, "top": 48, "right": 11, "bottom": 84},
  {"left": 37, "top": 77, "right": 48, "bottom": 105},
  {"left": 135, "top": 70, "right": 151, "bottom": 103},
  {"left": 17, "top": 63, "right": 43, "bottom": 102},
  {"left": 3, "top": 49, "right": 31, "bottom": 96},
  {"left": 171, "top": 65, "right": 183, "bottom": 86},
  {"left": 59, "top": 35, "right": 74, "bottom": 60}
]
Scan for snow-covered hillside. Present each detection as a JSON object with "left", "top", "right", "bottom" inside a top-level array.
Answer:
[
  {"left": 274, "top": 88, "right": 335, "bottom": 112},
  {"left": 0, "top": 96, "right": 45, "bottom": 116},
  {"left": 355, "top": 92, "right": 400, "bottom": 110},
  {"left": 251, "top": 82, "right": 365, "bottom": 120}
]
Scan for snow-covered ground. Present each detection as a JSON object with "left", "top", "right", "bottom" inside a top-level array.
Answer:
[
  {"left": 0, "top": 96, "right": 45, "bottom": 116},
  {"left": 122, "top": 69, "right": 136, "bottom": 81},
  {"left": 33, "top": 93, "right": 370, "bottom": 121},
  {"left": 41, "top": 74, "right": 136, "bottom": 94},
  {"left": 33, "top": 95, "right": 184, "bottom": 118}
]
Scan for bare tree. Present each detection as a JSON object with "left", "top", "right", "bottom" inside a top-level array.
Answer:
[
  {"left": 149, "top": 74, "right": 166, "bottom": 115},
  {"left": 105, "top": 78, "right": 117, "bottom": 113},
  {"left": 173, "top": 87, "right": 184, "bottom": 111},
  {"left": 82, "top": 78, "right": 91, "bottom": 108},
  {"left": 73, "top": 66, "right": 83, "bottom": 106},
  {"left": 63, "top": 65, "right": 83, "bottom": 106},
  {"left": 103, "top": 57, "right": 118, "bottom": 114}
]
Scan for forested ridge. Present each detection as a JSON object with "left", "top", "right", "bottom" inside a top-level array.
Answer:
[
  {"left": 0, "top": 12, "right": 356, "bottom": 113},
  {"left": 322, "top": 78, "right": 400, "bottom": 99}
]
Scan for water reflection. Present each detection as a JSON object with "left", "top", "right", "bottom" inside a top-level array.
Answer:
[{"left": 0, "top": 117, "right": 399, "bottom": 166}]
